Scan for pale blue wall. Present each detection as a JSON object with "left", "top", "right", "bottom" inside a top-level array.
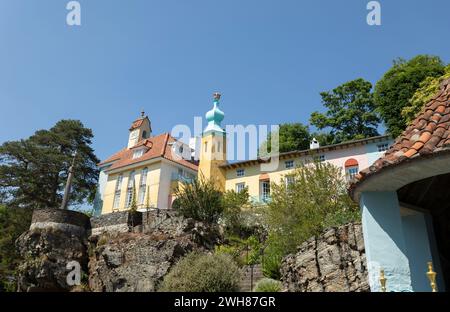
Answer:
[
  {"left": 364, "top": 139, "right": 395, "bottom": 166},
  {"left": 360, "top": 191, "right": 413, "bottom": 292},
  {"left": 402, "top": 213, "right": 435, "bottom": 291}
]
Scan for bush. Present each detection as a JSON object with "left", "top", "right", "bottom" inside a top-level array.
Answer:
[
  {"left": 174, "top": 176, "right": 223, "bottom": 223},
  {"left": 262, "top": 241, "right": 283, "bottom": 280},
  {"left": 263, "top": 162, "right": 360, "bottom": 271},
  {"left": 253, "top": 278, "right": 282, "bottom": 292},
  {"left": 221, "top": 189, "right": 250, "bottom": 236},
  {"left": 160, "top": 252, "right": 241, "bottom": 292}
]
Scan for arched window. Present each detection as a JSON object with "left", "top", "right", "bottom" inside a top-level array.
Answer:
[
  {"left": 142, "top": 130, "right": 148, "bottom": 139},
  {"left": 138, "top": 168, "right": 148, "bottom": 206},
  {"left": 112, "top": 174, "right": 123, "bottom": 210},
  {"left": 345, "top": 159, "right": 359, "bottom": 181}
]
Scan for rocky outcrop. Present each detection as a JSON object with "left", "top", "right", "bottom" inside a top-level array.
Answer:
[
  {"left": 280, "top": 223, "right": 369, "bottom": 292},
  {"left": 88, "top": 212, "right": 222, "bottom": 292},
  {"left": 16, "top": 227, "right": 89, "bottom": 292},
  {"left": 16, "top": 209, "right": 222, "bottom": 292}
]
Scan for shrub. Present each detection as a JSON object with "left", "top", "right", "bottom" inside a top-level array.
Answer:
[
  {"left": 261, "top": 241, "right": 283, "bottom": 280},
  {"left": 160, "top": 252, "right": 240, "bottom": 292},
  {"left": 174, "top": 176, "right": 223, "bottom": 223},
  {"left": 263, "top": 162, "right": 359, "bottom": 270},
  {"left": 221, "top": 188, "right": 250, "bottom": 236},
  {"left": 253, "top": 278, "right": 282, "bottom": 292}
]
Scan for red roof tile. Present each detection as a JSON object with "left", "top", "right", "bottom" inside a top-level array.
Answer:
[
  {"left": 98, "top": 133, "right": 198, "bottom": 171},
  {"left": 349, "top": 78, "right": 450, "bottom": 195}
]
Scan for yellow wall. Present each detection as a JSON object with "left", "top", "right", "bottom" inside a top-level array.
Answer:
[
  {"left": 102, "top": 162, "right": 161, "bottom": 214},
  {"left": 224, "top": 156, "right": 300, "bottom": 199}
]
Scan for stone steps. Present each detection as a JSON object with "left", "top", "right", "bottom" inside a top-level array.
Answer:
[{"left": 239, "top": 264, "right": 264, "bottom": 292}]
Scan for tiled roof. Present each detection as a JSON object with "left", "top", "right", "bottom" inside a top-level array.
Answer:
[
  {"left": 349, "top": 78, "right": 450, "bottom": 193},
  {"left": 129, "top": 117, "right": 145, "bottom": 131},
  {"left": 98, "top": 133, "right": 198, "bottom": 171}
]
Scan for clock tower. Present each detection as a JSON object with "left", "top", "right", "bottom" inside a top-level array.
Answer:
[{"left": 128, "top": 111, "right": 152, "bottom": 148}]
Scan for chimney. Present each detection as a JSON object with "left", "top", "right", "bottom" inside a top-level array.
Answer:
[{"left": 310, "top": 138, "right": 320, "bottom": 149}]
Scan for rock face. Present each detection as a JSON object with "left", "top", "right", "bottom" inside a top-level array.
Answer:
[
  {"left": 280, "top": 223, "right": 369, "bottom": 292},
  {"left": 16, "top": 228, "right": 89, "bottom": 292},
  {"left": 88, "top": 212, "right": 222, "bottom": 292}
]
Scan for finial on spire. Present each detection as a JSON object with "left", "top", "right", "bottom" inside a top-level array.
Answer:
[
  {"left": 213, "top": 92, "right": 221, "bottom": 101},
  {"left": 141, "top": 109, "right": 145, "bottom": 118}
]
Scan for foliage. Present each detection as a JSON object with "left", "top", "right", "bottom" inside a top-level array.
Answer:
[
  {"left": 374, "top": 55, "right": 445, "bottom": 137},
  {"left": 0, "top": 119, "right": 99, "bottom": 209},
  {"left": 259, "top": 123, "right": 311, "bottom": 156},
  {"left": 174, "top": 176, "right": 223, "bottom": 223},
  {"left": 129, "top": 183, "right": 137, "bottom": 212},
  {"left": 310, "top": 78, "right": 380, "bottom": 144},
  {"left": 221, "top": 188, "right": 251, "bottom": 236},
  {"left": 263, "top": 162, "right": 359, "bottom": 266},
  {"left": 261, "top": 238, "right": 283, "bottom": 280},
  {"left": 216, "top": 235, "right": 263, "bottom": 267},
  {"left": 160, "top": 252, "right": 241, "bottom": 292},
  {"left": 402, "top": 65, "right": 450, "bottom": 123},
  {"left": 0, "top": 205, "right": 32, "bottom": 291},
  {"left": 253, "top": 278, "right": 282, "bottom": 292}
]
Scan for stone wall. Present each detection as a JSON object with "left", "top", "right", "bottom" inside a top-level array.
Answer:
[{"left": 280, "top": 223, "right": 369, "bottom": 292}]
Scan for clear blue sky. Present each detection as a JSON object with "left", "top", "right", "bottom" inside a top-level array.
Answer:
[{"left": 0, "top": 0, "right": 449, "bottom": 162}]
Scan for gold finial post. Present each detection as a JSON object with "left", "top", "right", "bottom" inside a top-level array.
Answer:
[
  {"left": 379, "top": 269, "right": 387, "bottom": 292},
  {"left": 426, "top": 262, "right": 438, "bottom": 292}
]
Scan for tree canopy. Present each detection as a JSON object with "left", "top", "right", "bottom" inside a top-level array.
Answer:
[
  {"left": 0, "top": 119, "right": 99, "bottom": 209},
  {"left": 402, "top": 64, "right": 450, "bottom": 124},
  {"left": 310, "top": 78, "right": 380, "bottom": 144},
  {"left": 259, "top": 123, "right": 311, "bottom": 156},
  {"left": 374, "top": 55, "right": 445, "bottom": 137}
]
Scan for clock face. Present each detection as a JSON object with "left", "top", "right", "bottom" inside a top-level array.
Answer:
[{"left": 130, "top": 130, "right": 138, "bottom": 139}]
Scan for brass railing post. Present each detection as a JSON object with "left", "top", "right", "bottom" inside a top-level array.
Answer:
[
  {"left": 426, "top": 262, "right": 438, "bottom": 292},
  {"left": 379, "top": 268, "right": 387, "bottom": 292}
]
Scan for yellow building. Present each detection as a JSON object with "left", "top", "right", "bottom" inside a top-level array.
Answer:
[
  {"left": 94, "top": 112, "right": 198, "bottom": 215},
  {"left": 93, "top": 94, "right": 393, "bottom": 215},
  {"left": 196, "top": 93, "right": 393, "bottom": 204}
]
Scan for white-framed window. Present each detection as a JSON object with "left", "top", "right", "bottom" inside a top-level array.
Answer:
[
  {"left": 133, "top": 149, "right": 144, "bottom": 159},
  {"left": 285, "top": 160, "right": 294, "bottom": 169},
  {"left": 125, "top": 171, "right": 136, "bottom": 208},
  {"left": 314, "top": 154, "right": 325, "bottom": 162},
  {"left": 204, "top": 142, "right": 208, "bottom": 153},
  {"left": 112, "top": 174, "right": 123, "bottom": 210},
  {"left": 346, "top": 166, "right": 359, "bottom": 181},
  {"left": 377, "top": 143, "right": 389, "bottom": 152},
  {"left": 235, "top": 182, "right": 246, "bottom": 193},
  {"left": 285, "top": 175, "right": 295, "bottom": 188},
  {"left": 261, "top": 181, "right": 270, "bottom": 200},
  {"left": 236, "top": 169, "right": 245, "bottom": 177},
  {"left": 138, "top": 168, "right": 148, "bottom": 205}
]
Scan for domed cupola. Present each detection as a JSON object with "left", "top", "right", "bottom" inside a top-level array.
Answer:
[{"left": 204, "top": 92, "right": 225, "bottom": 134}]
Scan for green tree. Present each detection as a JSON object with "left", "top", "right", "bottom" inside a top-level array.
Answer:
[
  {"left": 174, "top": 176, "right": 223, "bottom": 223},
  {"left": 0, "top": 205, "right": 32, "bottom": 291},
  {"left": 402, "top": 65, "right": 450, "bottom": 123},
  {"left": 265, "top": 162, "right": 359, "bottom": 256},
  {"left": 0, "top": 120, "right": 99, "bottom": 209},
  {"left": 259, "top": 123, "right": 311, "bottom": 156},
  {"left": 310, "top": 78, "right": 380, "bottom": 144},
  {"left": 221, "top": 188, "right": 250, "bottom": 236},
  {"left": 374, "top": 55, "right": 445, "bottom": 137}
]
